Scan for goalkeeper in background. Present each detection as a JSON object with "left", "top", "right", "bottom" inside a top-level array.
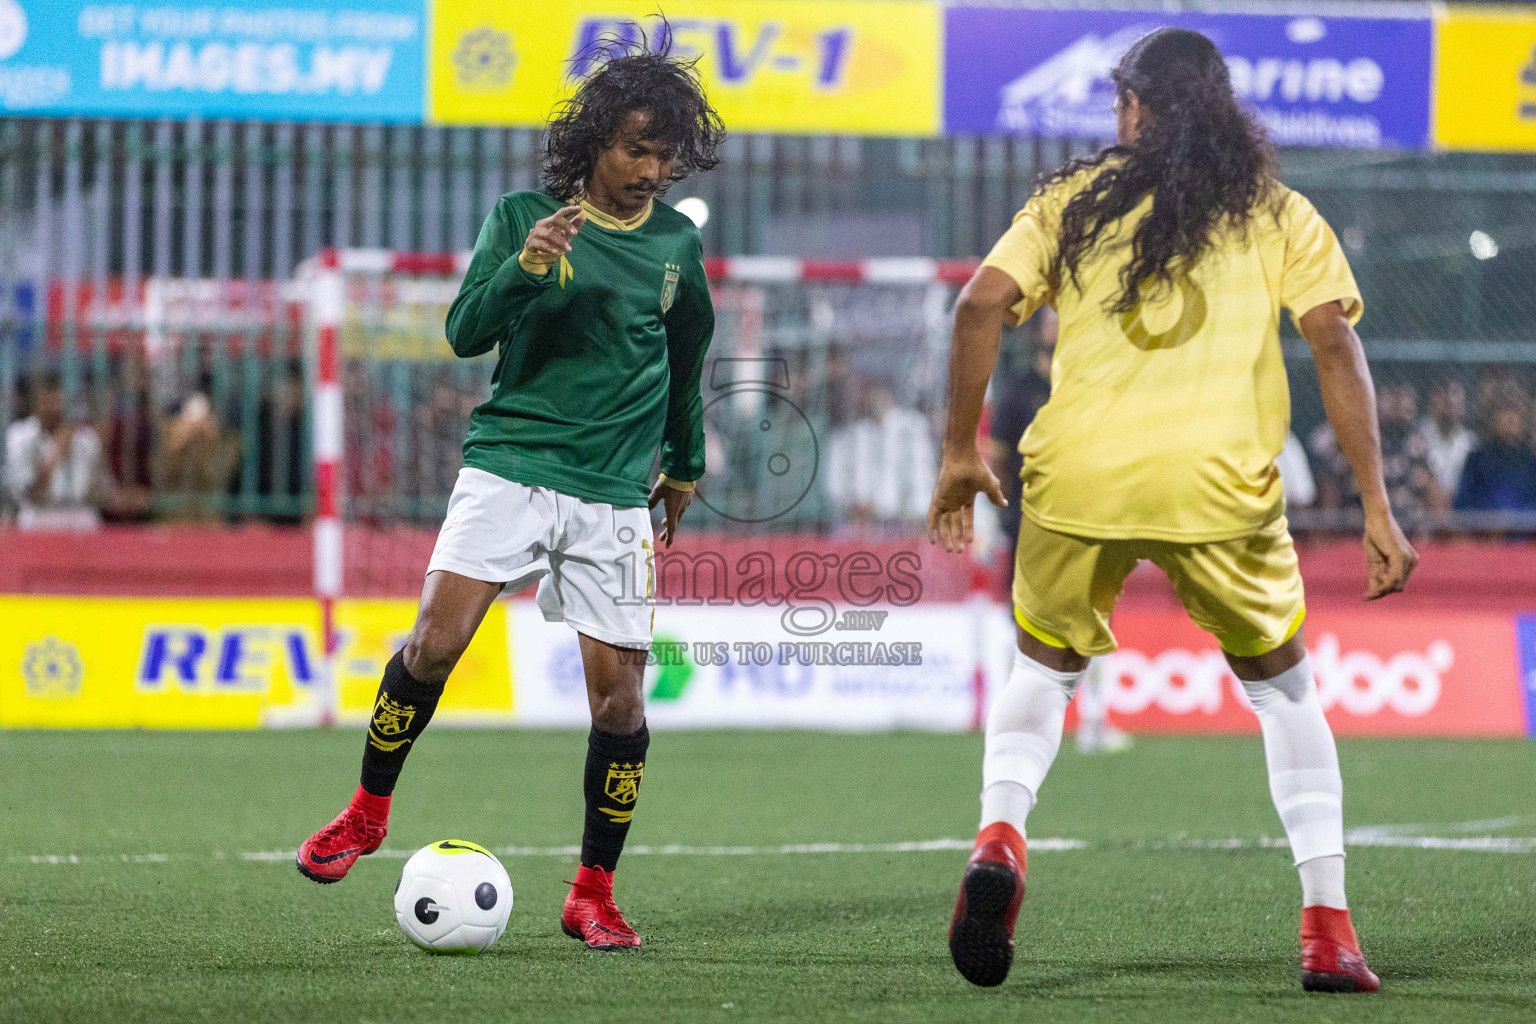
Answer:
[
  {"left": 930, "top": 28, "right": 1414, "bottom": 991},
  {"left": 296, "top": 28, "right": 723, "bottom": 952}
]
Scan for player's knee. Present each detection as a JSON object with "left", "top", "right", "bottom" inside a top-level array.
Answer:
[
  {"left": 402, "top": 623, "right": 468, "bottom": 686},
  {"left": 1239, "top": 660, "right": 1314, "bottom": 712},
  {"left": 589, "top": 679, "right": 645, "bottom": 734}
]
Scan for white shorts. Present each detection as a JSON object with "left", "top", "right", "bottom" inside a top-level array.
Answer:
[{"left": 427, "top": 467, "right": 655, "bottom": 649}]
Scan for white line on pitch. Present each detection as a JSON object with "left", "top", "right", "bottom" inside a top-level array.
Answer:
[
  {"left": 10, "top": 832, "right": 1536, "bottom": 866},
  {"left": 239, "top": 838, "right": 1087, "bottom": 861}
]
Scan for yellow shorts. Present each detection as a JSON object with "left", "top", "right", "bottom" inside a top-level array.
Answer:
[{"left": 1012, "top": 513, "right": 1306, "bottom": 658}]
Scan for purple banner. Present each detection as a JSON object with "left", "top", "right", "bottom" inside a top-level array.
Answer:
[
  {"left": 1517, "top": 615, "right": 1536, "bottom": 738},
  {"left": 944, "top": 8, "right": 1433, "bottom": 149}
]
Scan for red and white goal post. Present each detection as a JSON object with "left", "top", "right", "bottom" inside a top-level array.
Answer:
[{"left": 296, "top": 248, "right": 990, "bottom": 727}]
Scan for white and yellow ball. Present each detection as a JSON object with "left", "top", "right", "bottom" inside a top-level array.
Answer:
[{"left": 394, "top": 840, "right": 512, "bottom": 954}]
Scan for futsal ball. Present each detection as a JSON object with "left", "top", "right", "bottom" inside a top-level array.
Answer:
[{"left": 394, "top": 840, "right": 513, "bottom": 954}]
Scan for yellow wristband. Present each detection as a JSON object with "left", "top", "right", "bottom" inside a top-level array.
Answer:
[
  {"left": 658, "top": 474, "right": 696, "bottom": 492},
  {"left": 517, "top": 248, "right": 555, "bottom": 275}
]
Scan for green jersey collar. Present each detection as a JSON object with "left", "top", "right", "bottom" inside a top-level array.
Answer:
[{"left": 578, "top": 197, "right": 653, "bottom": 232}]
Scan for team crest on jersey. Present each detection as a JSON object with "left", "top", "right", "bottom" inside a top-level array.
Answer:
[{"left": 660, "top": 263, "right": 681, "bottom": 313}]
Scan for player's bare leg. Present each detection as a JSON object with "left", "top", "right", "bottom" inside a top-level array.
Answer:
[
  {"left": 561, "top": 632, "right": 650, "bottom": 950},
  {"left": 1228, "top": 630, "right": 1379, "bottom": 993},
  {"left": 297, "top": 571, "right": 500, "bottom": 883},
  {"left": 949, "top": 626, "right": 1088, "bottom": 986}
]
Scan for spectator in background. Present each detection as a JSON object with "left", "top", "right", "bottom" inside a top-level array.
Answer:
[
  {"left": 1418, "top": 380, "right": 1475, "bottom": 499},
  {"left": 1310, "top": 383, "right": 1441, "bottom": 526},
  {"left": 1477, "top": 367, "right": 1528, "bottom": 430},
  {"left": 985, "top": 308, "right": 1056, "bottom": 557},
  {"left": 105, "top": 347, "right": 155, "bottom": 523},
  {"left": 1455, "top": 401, "right": 1536, "bottom": 513},
  {"left": 157, "top": 371, "right": 237, "bottom": 522},
  {"left": 1379, "top": 383, "right": 1445, "bottom": 525},
  {"left": 4, "top": 372, "right": 110, "bottom": 530},
  {"left": 826, "top": 378, "right": 936, "bottom": 532}
]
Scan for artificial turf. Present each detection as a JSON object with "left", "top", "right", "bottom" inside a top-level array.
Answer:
[{"left": 0, "top": 730, "right": 1532, "bottom": 1023}]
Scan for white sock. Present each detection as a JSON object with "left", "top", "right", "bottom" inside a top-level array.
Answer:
[
  {"left": 1241, "top": 656, "right": 1348, "bottom": 909},
  {"left": 1298, "top": 854, "right": 1348, "bottom": 910},
  {"left": 980, "top": 649, "right": 1086, "bottom": 837}
]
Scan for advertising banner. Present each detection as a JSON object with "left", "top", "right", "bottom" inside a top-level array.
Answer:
[
  {"left": 1073, "top": 608, "right": 1528, "bottom": 737},
  {"left": 428, "top": 0, "right": 939, "bottom": 135},
  {"left": 1434, "top": 8, "right": 1536, "bottom": 152},
  {"left": 511, "top": 603, "right": 979, "bottom": 730},
  {"left": 3, "top": 594, "right": 1525, "bottom": 735},
  {"left": 1516, "top": 615, "right": 1536, "bottom": 738},
  {"left": 943, "top": 6, "right": 1433, "bottom": 149},
  {"left": 0, "top": 0, "right": 426, "bottom": 121},
  {"left": 0, "top": 596, "right": 510, "bottom": 727}
]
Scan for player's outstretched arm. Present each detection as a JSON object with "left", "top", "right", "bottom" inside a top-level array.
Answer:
[
  {"left": 445, "top": 203, "right": 586, "bottom": 358},
  {"left": 928, "top": 267, "right": 1015, "bottom": 554},
  {"left": 1298, "top": 301, "right": 1418, "bottom": 599}
]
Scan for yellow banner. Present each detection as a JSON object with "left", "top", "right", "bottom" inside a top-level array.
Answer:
[
  {"left": 1435, "top": 9, "right": 1536, "bottom": 151},
  {"left": 0, "top": 597, "right": 513, "bottom": 728},
  {"left": 428, "top": 1, "right": 939, "bottom": 136}
]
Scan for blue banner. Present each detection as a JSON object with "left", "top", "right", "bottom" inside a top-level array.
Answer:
[
  {"left": 0, "top": 1, "right": 425, "bottom": 122},
  {"left": 944, "top": 7, "right": 1433, "bottom": 149},
  {"left": 1517, "top": 615, "right": 1536, "bottom": 738}
]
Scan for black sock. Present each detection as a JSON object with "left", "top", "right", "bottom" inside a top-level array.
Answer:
[
  {"left": 580, "top": 723, "right": 650, "bottom": 872},
  {"left": 359, "top": 651, "right": 442, "bottom": 797}
]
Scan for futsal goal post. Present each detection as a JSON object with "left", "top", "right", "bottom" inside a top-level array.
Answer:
[{"left": 293, "top": 248, "right": 999, "bottom": 727}]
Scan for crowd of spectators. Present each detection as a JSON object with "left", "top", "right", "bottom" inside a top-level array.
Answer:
[
  {"left": 1303, "top": 376, "right": 1536, "bottom": 527},
  {"left": 2, "top": 353, "right": 310, "bottom": 531},
  {"left": 7, "top": 343, "right": 1536, "bottom": 538}
]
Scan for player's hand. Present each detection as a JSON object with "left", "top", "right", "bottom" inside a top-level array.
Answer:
[
  {"left": 927, "top": 451, "right": 1007, "bottom": 555},
  {"left": 1362, "top": 508, "right": 1417, "bottom": 600},
  {"left": 523, "top": 205, "right": 585, "bottom": 262},
  {"left": 648, "top": 478, "right": 693, "bottom": 548}
]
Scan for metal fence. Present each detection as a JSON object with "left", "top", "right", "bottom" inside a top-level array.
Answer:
[{"left": 3, "top": 116, "right": 1536, "bottom": 536}]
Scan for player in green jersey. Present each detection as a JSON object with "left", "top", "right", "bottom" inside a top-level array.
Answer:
[{"left": 298, "top": 30, "right": 725, "bottom": 950}]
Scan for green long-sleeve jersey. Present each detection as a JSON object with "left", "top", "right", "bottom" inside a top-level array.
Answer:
[{"left": 445, "top": 191, "right": 714, "bottom": 508}]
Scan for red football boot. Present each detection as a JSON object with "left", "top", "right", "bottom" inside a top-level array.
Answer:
[
  {"left": 295, "top": 785, "right": 390, "bottom": 884},
  {"left": 561, "top": 865, "right": 641, "bottom": 950},
  {"left": 1301, "top": 906, "right": 1380, "bottom": 993},
  {"left": 949, "top": 822, "right": 1027, "bottom": 987}
]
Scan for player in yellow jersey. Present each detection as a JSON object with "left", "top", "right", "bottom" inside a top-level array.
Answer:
[{"left": 929, "top": 29, "right": 1415, "bottom": 991}]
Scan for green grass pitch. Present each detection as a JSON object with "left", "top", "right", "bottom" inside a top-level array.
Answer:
[{"left": 1, "top": 730, "right": 1532, "bottom": 1023}]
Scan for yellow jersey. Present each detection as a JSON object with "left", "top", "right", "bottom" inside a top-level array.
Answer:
[{"left": 981, "top": 170, "right": 1362, "bottom": 543}]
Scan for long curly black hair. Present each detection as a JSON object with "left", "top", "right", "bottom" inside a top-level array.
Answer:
[
  {"left": 543, "top": 19, "right": 726, "bottom": 201},
  {"left": 1038, "top": 28, "right": 1278, "bottom": 314}
]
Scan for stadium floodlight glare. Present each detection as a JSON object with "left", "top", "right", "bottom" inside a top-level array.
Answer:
[
  {"left": 675, "top": 196, "right": 710, "bottom": 228},
  {"left": 1469, "top": 230, "right": 1499, "bottom": 260}
]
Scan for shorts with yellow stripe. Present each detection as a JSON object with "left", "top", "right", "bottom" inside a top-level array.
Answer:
[{"left": 1012, "top": 512, "right": 1306, "bottom": 658}]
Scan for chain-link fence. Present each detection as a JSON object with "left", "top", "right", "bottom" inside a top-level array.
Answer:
[{"left": 3, "top": 116, "right": 1535, "bottom": 539}]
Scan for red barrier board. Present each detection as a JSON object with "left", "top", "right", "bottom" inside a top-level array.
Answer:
[{"left": 1075, "top": 609, "right": 1525, "bottom": 737}]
